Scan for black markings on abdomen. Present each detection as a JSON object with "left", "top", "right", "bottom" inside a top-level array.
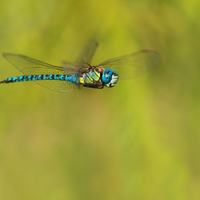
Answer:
[{"left": 4, "top": 74, "right": 67, "bottom": 83}]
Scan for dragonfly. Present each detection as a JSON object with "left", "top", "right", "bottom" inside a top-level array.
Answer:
[{"left": 0, "top": 41, "right": 161, "bottom": 92}]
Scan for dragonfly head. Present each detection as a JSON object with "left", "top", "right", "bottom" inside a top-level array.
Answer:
[{"left": 102, "top": 69, "right": 119, "bottom": 87}]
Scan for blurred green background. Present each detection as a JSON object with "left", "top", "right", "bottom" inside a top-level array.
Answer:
[{"left": 0, "top": 0, "right": 199, "bottom": 199}]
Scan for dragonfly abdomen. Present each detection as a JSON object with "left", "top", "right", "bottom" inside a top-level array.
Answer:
[{"left": 0, "top": 74, "right": 79, "bottom": 84}]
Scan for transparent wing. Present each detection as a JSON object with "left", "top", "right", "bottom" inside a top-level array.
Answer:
[
  {"left": 62, "top": 61, "right": 88, "bottom": 75},
  {"left": 34, "top": 80, "right": 76, "bottom": 92},
  {"left": 99, "top": 50, "right": 161, "bottom": 79},
  {"left": 2, "top": 53, "right": 79, "bottom": 75},
  {"left": 2, "top": 53, "right": 78, "bottom": 92},
  {"left": 76, "top": 40, "right": 98, "bottom": 65}
]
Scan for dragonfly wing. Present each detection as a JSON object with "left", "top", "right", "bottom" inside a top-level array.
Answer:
[
  {"left": 3, "top": 53, "right": 68, "bottom": 75},
  {"left": 35, "top": 80, "right": 76, "bottom": 92},
  {"left": 62, "top": 61, "right": 88, "bottom": 75},
  {"left": 3, "top": 53, "right": 80, "bottom": 75},
  {"left": 76, "top": 40, "right": 98, "bottom": 65},
  {"left": 62, "top": 41, "right": 98, "bottom": 74},
  {"left": 99, "top": 50, "right": 161, "bottom": 79}
]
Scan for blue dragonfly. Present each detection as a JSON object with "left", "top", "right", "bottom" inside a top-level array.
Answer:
[{"left": 0, "top": 41, "right": 161, "bottom": 92}]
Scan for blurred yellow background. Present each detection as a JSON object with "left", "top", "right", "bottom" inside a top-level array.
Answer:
[{"left": 0, "top": 0, "right": 199, "bottom": 199}]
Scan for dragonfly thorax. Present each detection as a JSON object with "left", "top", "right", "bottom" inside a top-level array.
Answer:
[{"left": 102, "top": 68, "right": 119, "bottom": 87}]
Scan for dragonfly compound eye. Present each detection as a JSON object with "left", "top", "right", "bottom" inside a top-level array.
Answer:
[{"left": 102, "top": 69, "right": 118, "bottom": 87}]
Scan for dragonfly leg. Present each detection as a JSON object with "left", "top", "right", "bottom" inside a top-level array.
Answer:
[{"left": 83, "top": 84, "right": 104, "bottom": 89}]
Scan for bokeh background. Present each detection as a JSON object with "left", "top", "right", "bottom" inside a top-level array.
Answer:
[{"left": 0, "top": 0, "right": 199, "bottom": 199}]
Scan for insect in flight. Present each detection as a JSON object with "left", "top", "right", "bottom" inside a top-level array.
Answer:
[{"left": 0, "top": 41, "right": 161, "bottom": 92}]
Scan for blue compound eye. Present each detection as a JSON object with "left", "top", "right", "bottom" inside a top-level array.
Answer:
[
  {"left": 102, "top": 69, "right": 119, "bottom": 87},
  {"left": 102, "top": 69, "right": 112, "bottom": 83}
]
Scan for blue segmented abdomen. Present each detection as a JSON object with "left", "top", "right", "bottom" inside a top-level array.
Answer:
[{"left": 3, "top": 74, "right": 79, "bottom": 84}]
